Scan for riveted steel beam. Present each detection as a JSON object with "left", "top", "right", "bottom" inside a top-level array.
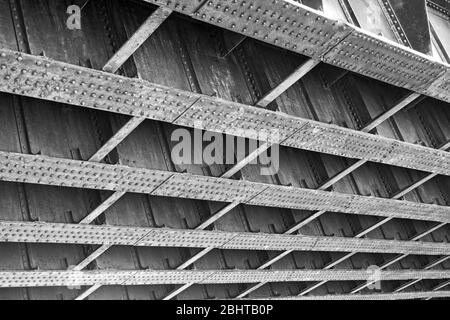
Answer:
[
  {"left": 1, "top": 49, "right": 449, "bottom": 176},
  {"left": 2, "top": 220, "right": 450, "bottom": 256},
  {"left": 141, "top": 0, "right": 450, "bottom": 103},
  {"left": 257, "top": 290, "right": 450, "bottom": 300},
  {"left": 1, "top": 269, "right": 450, "bottom": 288},
  {"left": 2, "top": 152, "right": 450, "bottom": 224}
]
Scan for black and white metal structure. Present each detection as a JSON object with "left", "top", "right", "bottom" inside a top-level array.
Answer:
[{"left": 0, "top": 0, "right": 449, "bottom": 301}]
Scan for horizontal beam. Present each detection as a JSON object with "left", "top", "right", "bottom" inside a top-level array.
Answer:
[
  {"left": 103, "top": 7, "right": 173, "bottom": 73},
  {"left": 143, "top": 0, "right": 450, "bottom": 104},
  {"left": 1, "top": 50, "right": 449, "bottom": 177},
  {"left": 1, "top": 269, "right": 449, "bottom": 288},
  {"left": 2, "top": 221, "right": 450, "bottom": 256},
  {"left": 258, "top": 291, "right": 450, "bottom": 300},
  {"left": 2, "top": 153, "right": 450, "bottom": 225}
]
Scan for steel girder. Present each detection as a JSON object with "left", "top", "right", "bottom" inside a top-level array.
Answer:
[
  {"left": 0, "top": 49, "right": 449, "bottom": 177},
  {"left": 0, "top": 269, "right": 449, "bottom": 288},
  {"left": 257, "top": 290, "right": 450, "bottom": 300},
  {"left": 1, "top": 220, "right": 450, "bottom": 256},
  {"left": 141, "top": 0, "right": 450, "bottom": 103},
  {"left": 1, "top": 152, "right": 450, "bottom": 223}
]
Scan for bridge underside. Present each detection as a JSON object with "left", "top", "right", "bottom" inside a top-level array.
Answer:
[{"left": 0, "top": 0, "right": 449, "bottom": 300}]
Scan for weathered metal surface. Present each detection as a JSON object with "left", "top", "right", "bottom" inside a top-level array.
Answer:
[
  {"left": 0, "top": 152, "right": 172, "bottom": 193},
  {"left": 0, "top": 0, "right": 449, "bottom": 300},
  {"left": 0, "top": 269, "right": 450, "bottom": 288},
  {"left": 194, "top": 0, "right": 351, "bottom": 58},
  {"left": 322, "top": 30, "right": 445, "bottom": 92},
  {"left": 428, "top": 0, "right": 450, "bottom": 15},
  {"left": 2, "top": 152, "right": 450, "bottom": 223},
  {"left": 260, "top": 290, "right": 450, "bottom": 300},
  {"left": 346, "top": 0, "right": 400, "bottom": 44},
  {"left": 385, "top": 0, "right": 432, "bottom": 54},
  {"left": 142, "top": 0, "right": 450, "bottom": 103},
  {"left": 1, "top": 49, "right": 449, "bottom": 176},
  {"left": 103, "top": 6, "right": 173, "bottom": 73},
  {"left": 2, "top": 221, "right": 450, "bottom": 256},
  {"left": 0, "top": 49, "right": 199, "bottom": 122}
]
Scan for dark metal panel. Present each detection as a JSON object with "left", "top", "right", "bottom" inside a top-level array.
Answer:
[
  {"left": 429, "top": 9, "right": 450, "bottom": 58},
  {"left": 387, "top": 0, "right": 432, "bottom": 54},
  {"left": 345, "top": 0, "right": 400, "bottom": 42},
  {"left": 301, "top": 0, "right": 324, "bottom": 11},
  {"left": 0, "top": 0, "right": 18, "bottom": 50},
  {"left": 19, "top": 0, "right": 113, "bottom": 67},
  {"left": 0, "top": 94, "right": 23, "bottom": 153}
]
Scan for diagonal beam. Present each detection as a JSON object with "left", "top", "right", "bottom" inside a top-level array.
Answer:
[
  {"left": 393, "top": 140, "right": 450, "bottom": 199},
  {"left": 194, "top": 202, "right": 241, "bottom": 231},
  {"left": 425, "top": 281, "right": 450, "bottom": 300},
  {"left": 79, "top": 191, "right": 127, "bottom": 225},
  {"left": 89, "top": 117, "right": 146, "bottom": 163},
  {"left": 362, "top": 93, "right": 423, "bottom": 133},
  {"left": 256, "top": 59, "right": 320, "bottom": 108},
  {"left": 72, "top": 245, "right": 113, "bottom": 272},
  {"left": 75, "top": 284, "right": 102, "bottom": 301},
  {"left": 221, "top": 143, "right": 272, "bottom": 179},
  {"left": 103, "top": 7, "right": 172, "bottom": 73},
  {"left": 432, "top": 280, "right": 450, "bottom": 291}
]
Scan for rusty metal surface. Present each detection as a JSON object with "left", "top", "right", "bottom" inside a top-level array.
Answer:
[{"left": 0, "top": 0, "right": 449, "bottom": 300}]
